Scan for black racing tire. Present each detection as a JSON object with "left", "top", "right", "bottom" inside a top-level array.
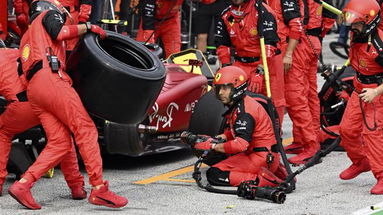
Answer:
[
  {"left": 7, "top": 142, "right": 34, "bottom": 180},
  {"left": 189, "top": 90, "right": 226, "bottom": 136},
  {"left": 103, "top": 121, "right": 147, "bottom": 156},
  {"left": 188, "top": 90, "right": 227, "bottom": 163},
  {"left": 67, "top": 31, "right": 166, "bottom": 124}
]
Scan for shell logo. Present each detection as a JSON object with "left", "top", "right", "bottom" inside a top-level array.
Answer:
[
  {"left": 21, "top": 45, "right": 30, "bottom": 61},
  {"left": 215, "top": 73, "right": 222, "bottom": 82},
  {"left": 249, "top": 28, "right": 258, "bottom": 36}
]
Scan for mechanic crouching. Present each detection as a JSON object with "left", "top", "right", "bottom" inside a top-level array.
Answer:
[
  {"left": 7, "top": 0, "right": 127, "bottom": 209},
  {"left": 193, "top": 66, "right": 283, "bottom": 187}
]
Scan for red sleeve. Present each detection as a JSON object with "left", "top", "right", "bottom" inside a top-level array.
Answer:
[
  {"left": 320, "top": 17, "right": 336, "bottom": 38},
  {"left": 287, "top": 17, "right": 303, "bottom": 40},
  {"left": 217, "top": 45, "right": 231, "bottom": 65},
  {"left": 223, "top": 137, "right": 249, "bottom": 154},
  {"left": 56, "top": 25, "right": 79, "bottom": 41}
]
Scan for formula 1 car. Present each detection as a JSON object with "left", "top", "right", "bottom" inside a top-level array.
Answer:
[{"left": 5, "top": 31, "right": 223, "bottom": 180}]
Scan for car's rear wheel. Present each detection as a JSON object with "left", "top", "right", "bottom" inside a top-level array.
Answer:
[
  {"left": 103, "top": 121, "right": 147, "bottom": 156},
  {"left": 188, "top": 91, "right": 227, "bottom": 165}
]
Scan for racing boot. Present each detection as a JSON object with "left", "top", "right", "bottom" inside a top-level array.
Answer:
[
  {"left": 339, "top": 158, "right": 370, "bottom": 180},
  {"left": 257, "top": 167, "right": 284, "bottom": 187},
  {"left": 0, "top": 184, "right": 2, "bottom": 196},
  {"left": 71, "top": 185, "right": 87, "bottom": 200},
  {"left": 371, "top": 176, "right": 383, "bottom": 195},
  {"left": 8, "top": 180, "right": 41, "bottom": 210},
  {"left": 88, "top": 181, "right": 128, "bottom": 208},
  {"left": 284, "top": 142, "right": 304, "bottom": 154},
  {"left": 288, "top": 143, "right": 320, "bottom": 165}
]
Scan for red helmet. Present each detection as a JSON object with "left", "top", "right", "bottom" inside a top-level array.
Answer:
[
  {"left": 342, "top": 0, "right": 381, "bottom": 36},
  {"left": 213, "top": 66, "right": 248, "bottom": 103}
]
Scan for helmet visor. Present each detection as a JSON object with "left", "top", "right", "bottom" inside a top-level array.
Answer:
[{"left": 342, "top": 10, "right": 364, "bottom": 26}]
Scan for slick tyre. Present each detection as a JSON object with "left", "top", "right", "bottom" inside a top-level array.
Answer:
[{"left": 67, "top": 31, "right": 166, "bottom": 124}]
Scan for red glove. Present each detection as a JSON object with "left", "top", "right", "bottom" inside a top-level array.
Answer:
[
  {"left": 78, "top": 4, "right": 92, "bottom": 23},
  {"left": 16, "top": 14, "right": 29, "bottom": 31},
  {"left": 90, "top": 24, "right": 106, "bottom": 39},
  {"left": 194, "top": 138, "right": 214, "bottom": 151},
  {"left": 143, "top": 30, "right": 155, "bottom": 44},
  {"left": 248, "top": 73, "right": 264, "bottom": 94},
  {"left": 13, "top": 0, "right": 24, "bottom": 14}
]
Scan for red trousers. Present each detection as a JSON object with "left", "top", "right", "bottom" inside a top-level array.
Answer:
[
  {"left": 136, "top": 16, "right": 181, "bottom": 58},
  {"left": 23, "top": 69, "right": 103, "bottom": 186},
  {"left": 284, "top": 35, "right": 321, "bottom": 148},
  {"left": 339, "top": 79, "right": 383, "bottom": 180},
  {"left": 0, "top": 101, "right": 84, "bottom": 188},
  {"left": 232, "top": 55, "right": 286, "bottom": 123},
  {"left": 213, "top": 152, "right": 280, "bottom": 186}
]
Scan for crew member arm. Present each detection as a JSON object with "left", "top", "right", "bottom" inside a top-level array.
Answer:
[
  {"left": 42, "top": 10, "right": 87, "bottom": 41},
  {"left": 214, "top": 113, "right": 255, "bottom": 154}
]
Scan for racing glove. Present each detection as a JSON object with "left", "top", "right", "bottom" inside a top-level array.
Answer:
[
  {"left": 194, "top": 138, "right": 215, "bottom": 151},
  {"left": 78, "top": 4, "right": 92, "bottom": 23},
  {"left": 86, "top": 23, "right": 106, "bottom": 39},
  {"left": 143, "top": 30, "right": 155, "bottom": 44},
  {"left": 248, "top": 73, "right": 264, "bottom": 94},
  {"left": 16, "top": 13, "right": 29, "bottom": 32}
]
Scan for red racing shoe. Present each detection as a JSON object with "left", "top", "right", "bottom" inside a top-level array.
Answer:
[
  {"left": 88, "top": 181, "right": 128, "bottom": 208},
  {"left": 284, "top": 142, "right": 304, "bottom": 154},
  {"left": 8, "top": 181, "right": 41, "bottom": 210},
  {"left": 0, "top": 184, "right": 3, "bottom": 196},
  {"left": 288, "top": 143, "right": 319, "bottom": 165},
  {"left": 339, "top": 158, "right": 371, "bottom": 180},
  {"left": 257, "top": 167, "right": 284, "bottom": 187},
  {"left": 71, "top": 186, "right": 87, "bottom": 200},
  {"left": 371, "top": 179, "right": 383, "bottom": 195}
]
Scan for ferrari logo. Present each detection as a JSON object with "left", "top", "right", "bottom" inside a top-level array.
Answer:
[
  {"left": 317, "top": 5, "right": 322, "bottom": 16},
  {"left": 239, "top": 75, "right": 244, "bottom": 81},
  {"left": 359, "top": 59, "right": 367, "bottom": 68},
  {"left": 215, "top": 73, "right": 222, "bottom": 82},
  {"left": 21, "top": 45, "right": 30, "bottom": 62},
  {"left": 370, "top": 10, "right": 376, "bottom": 17},
  {"left": 249, "top": 28, "right": 258, "bottom": 36}
]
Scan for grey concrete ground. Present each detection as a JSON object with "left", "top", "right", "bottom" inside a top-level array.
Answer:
[{"left": 1, "top": 33, "right": 382, "bottom": 215}]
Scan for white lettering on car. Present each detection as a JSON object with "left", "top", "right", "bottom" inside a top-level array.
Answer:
[{"left": 149, "top": 102, "right": 179, "bottom": 128}]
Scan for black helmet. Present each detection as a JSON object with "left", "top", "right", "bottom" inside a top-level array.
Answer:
[{"left": 29, "top": 0, "right": 66, "bottom": 22}]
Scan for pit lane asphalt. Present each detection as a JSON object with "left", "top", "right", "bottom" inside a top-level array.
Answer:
[{"left": 1, "top": 34, "right": 381, "bottom": 215}]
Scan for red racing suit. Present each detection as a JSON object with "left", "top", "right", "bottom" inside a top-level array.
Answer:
[
  {"left": 136, "top": 0, "right": 184, "bottom": 57},
  {"left": 339, "top": 29, "right": 383, "bottom": 181},
  {"left": 211, "top": 96, "right": 280, "bottom": 186},
  {"left": 215, "top": 0, "right": 285, "bottom": 122},
  {"left": 281, "top": 0, "right": 323, "bottom": 157},
  {"left": 19, "top": 10, "right": 103, "bottom": 186},
  {"left": 0, "top": 49, "right": 84, "bottom": 189}
]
